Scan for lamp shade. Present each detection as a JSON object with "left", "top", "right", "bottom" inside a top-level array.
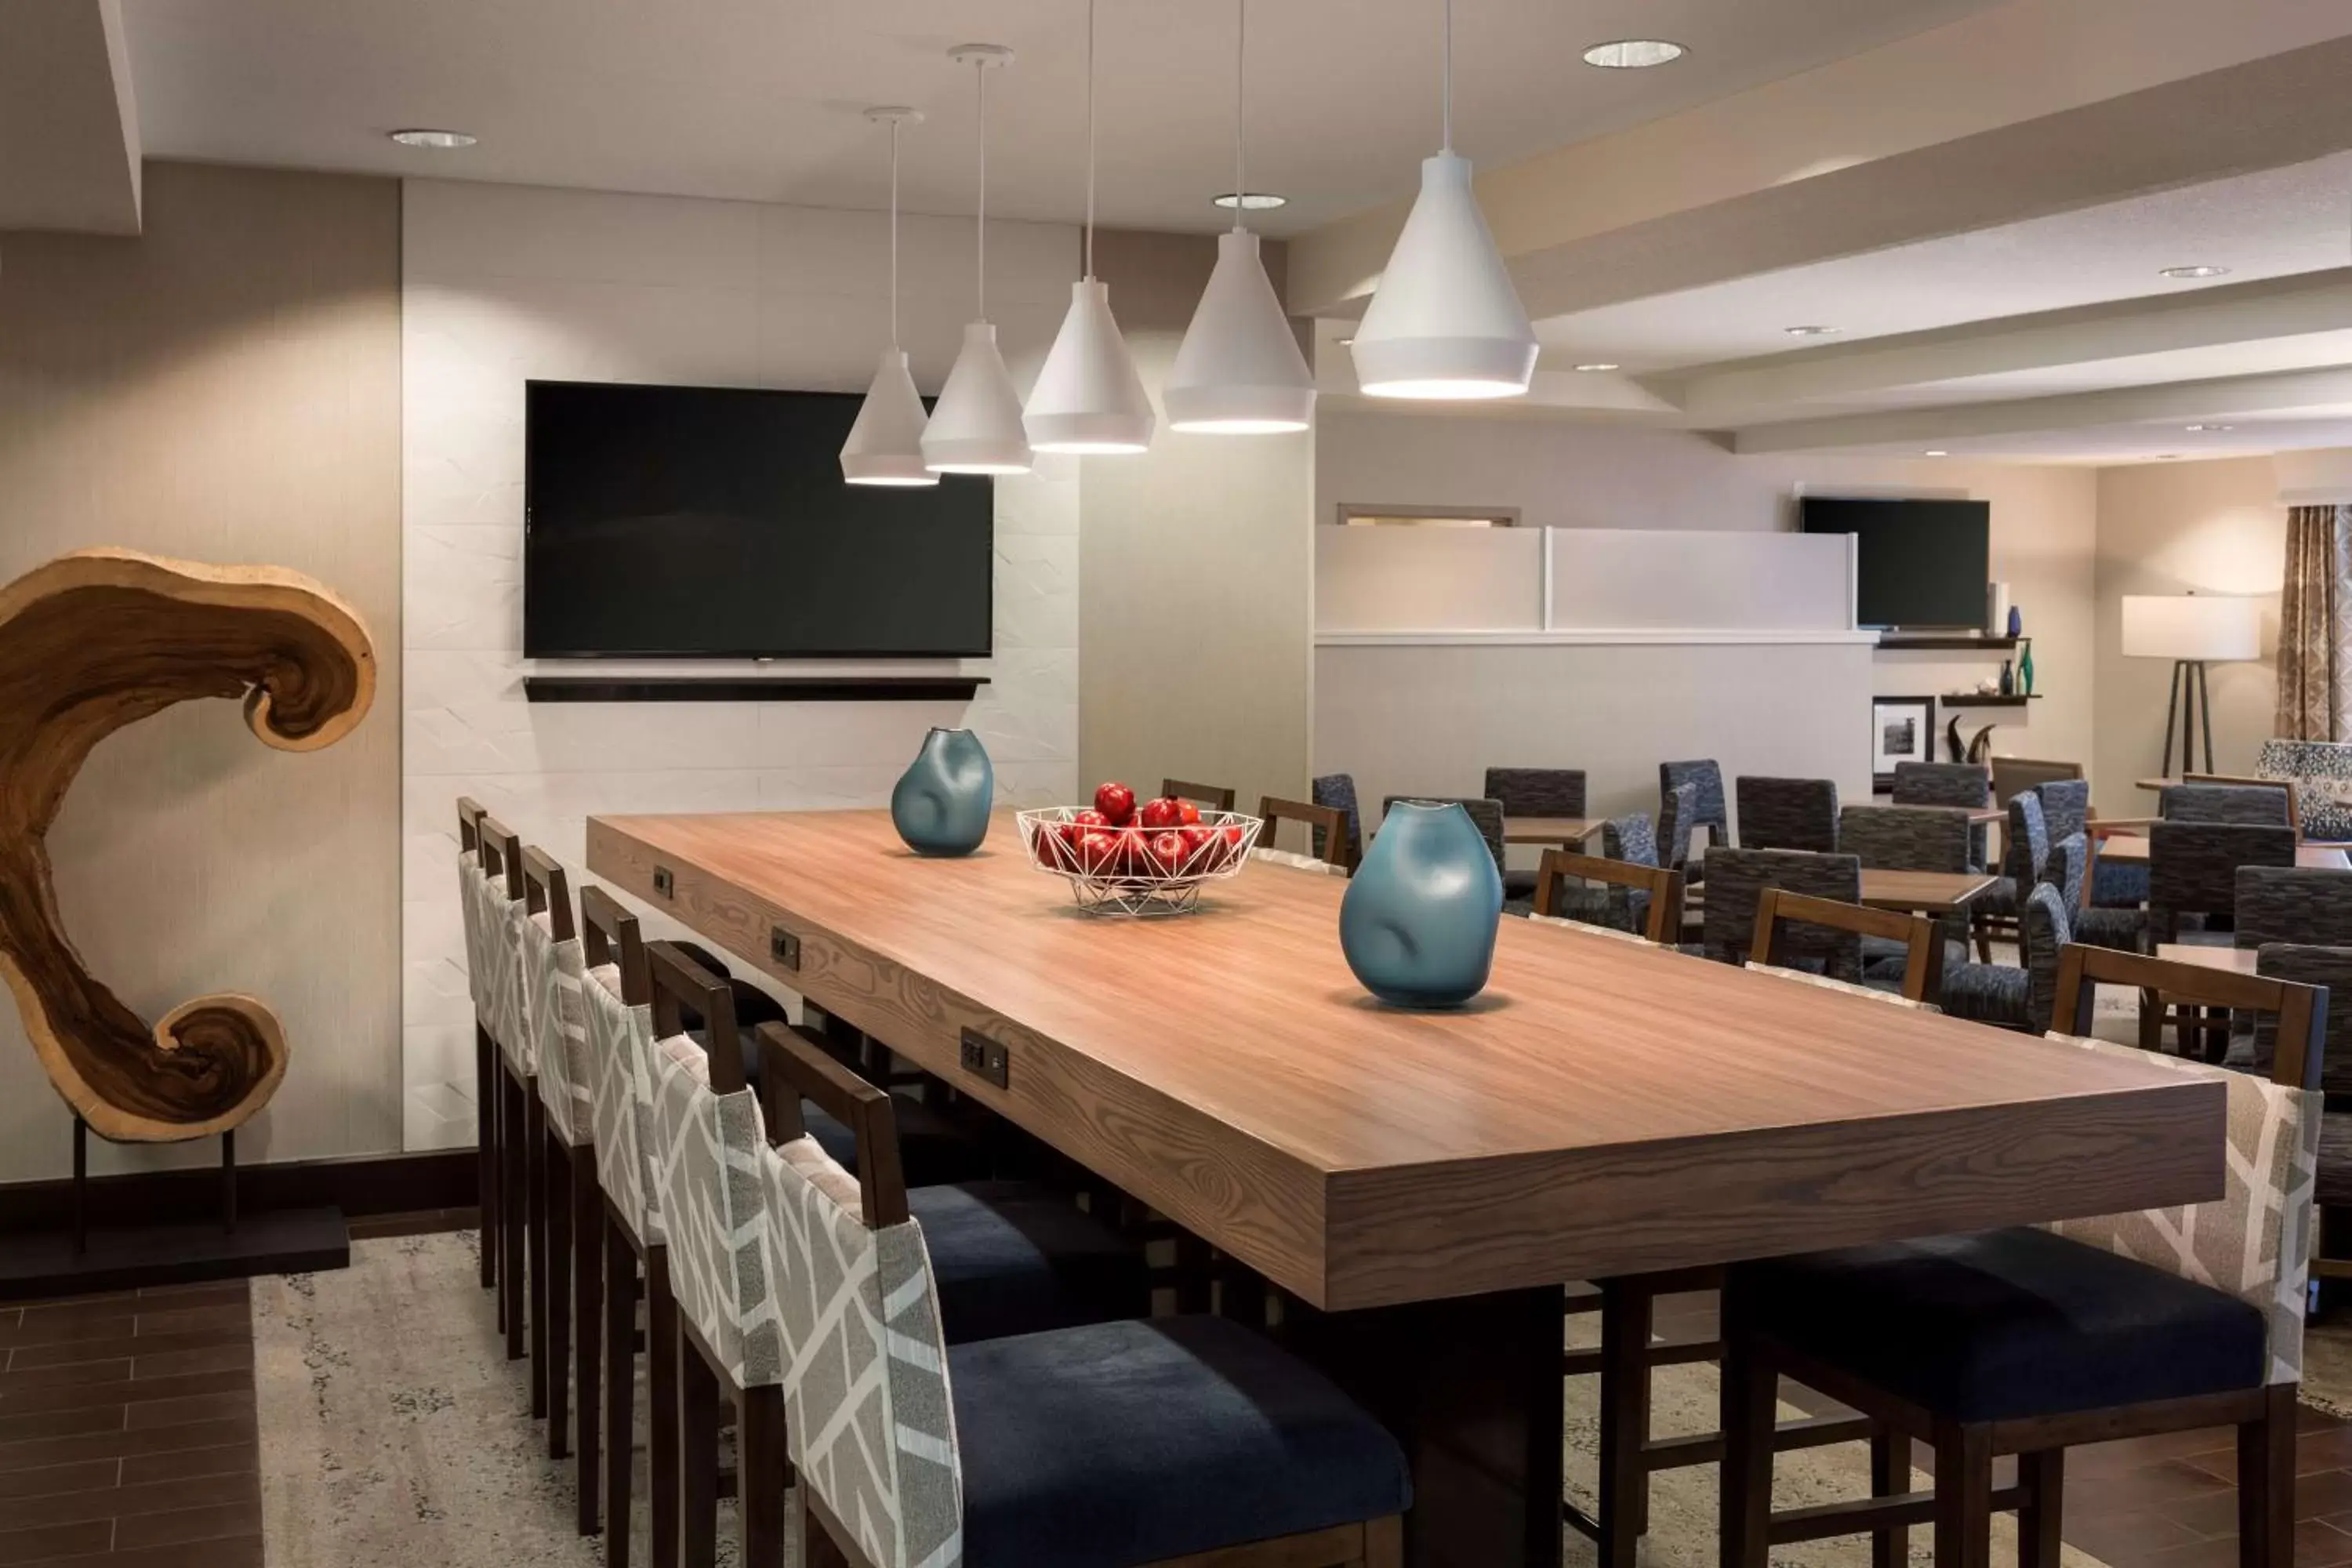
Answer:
[
  {"left": 1350, "top": 152, "right": 1537, "bottom": 400},
  {"left": 1166, "top": 230, "right": 1315, "bottom": 434},
  {"left": 923, "top": 321, "right": 1033, "bottom": 474},
  {"left": 1025, "top": 279, "right": 1156, "bottom": 454},
  {"left": 2121, "top": 594, "right": 2263, "bottom": 661},
  {"left": 840, "top": 350, "right": 937, "bottom": 486}
]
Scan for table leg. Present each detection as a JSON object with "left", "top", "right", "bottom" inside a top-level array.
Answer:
[{"left": 1290, "top": 1286, "right": 1563, "bottom": 1568}]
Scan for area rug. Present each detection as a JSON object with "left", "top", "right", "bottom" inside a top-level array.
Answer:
[{"left": 252, "top": 1230, "right": 763, "bottom": 1567}]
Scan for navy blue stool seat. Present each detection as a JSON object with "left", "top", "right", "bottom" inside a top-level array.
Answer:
[
  {"left": 1730, "top": 1225, "right": 2265, "bottom": 1422},
  {"left": 953, "top": 1316, "right": 1412, "bottom": 1568}
]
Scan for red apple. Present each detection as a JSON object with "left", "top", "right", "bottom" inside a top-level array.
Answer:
[
  {"left": 1177, "top": 799, "right": 1203, "bottom": 827},
  {"left": 1177, "top": 824, "right": 1214, "bottom": 869},
  {"left": 1094, "top": 781, "right": 1136, "bottom": 826},
  {"left": 1076, "top": 829, "right": 1123, "bottom": 876},
  {"left": 1219, "top": 823, "right": 1247, "bottom": 866},
  {"left": 1147, "top": 829, "right": 1188, "bottom": 874},
  {"left": 1140, "top": 796, "right": 1184, "bottom": 830}
]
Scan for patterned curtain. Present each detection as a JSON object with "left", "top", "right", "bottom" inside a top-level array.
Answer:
[{"left": 2276, "top": 504, "right": 2352, "bottom": 741}]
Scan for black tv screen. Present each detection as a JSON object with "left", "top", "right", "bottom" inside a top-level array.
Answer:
[
  {"left": 1798, "top": 496, "right": 1991, "bottom": 630},
  {"left": 524, "top": 380, "right": 993, "bottom": 658}
]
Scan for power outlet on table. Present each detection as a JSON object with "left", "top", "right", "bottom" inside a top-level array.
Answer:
[
  {"left": 959, "top": 1027, "right": 1011, "bottom": 1091},
  {"left": 769, "top": 926, "right": 800, "bottom": 971},
  {"left": 652, "top": 866, "right": 673, "bottom": 899}
]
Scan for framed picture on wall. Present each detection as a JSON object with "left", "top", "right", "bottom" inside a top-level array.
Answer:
[{"left": 1871, "top": 695, "right": 1937, "bottom": 789}]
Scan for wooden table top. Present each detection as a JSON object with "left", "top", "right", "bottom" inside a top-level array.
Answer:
[
  {"left": 1502, "top": 816, "right": 1601, "bottom": 846},
  {"left": 1857, "top": 869, "right": 1998, "bottom": 913},
  {"left": 589, "top": 810, "right": 2222, "bottom": 1312},
  {"left": 2096, "top": 837, "right": 2351, "bottom": 869},
  {"left": 2155, "top": 943, "right": 2260, "bottom": 975}
]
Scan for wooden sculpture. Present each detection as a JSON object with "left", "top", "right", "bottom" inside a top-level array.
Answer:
[{"left": 0, "top": 549, "right": 375, "bottom": 1144}]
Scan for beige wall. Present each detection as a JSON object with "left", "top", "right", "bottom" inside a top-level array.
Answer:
[
  {"left": 1316, "top": 411, "right": 2100, "bottom": 773},
  {"left": 0, "top": 161, "right": 403, "bottom": 1180},
  {"left": 2092, "top": 457, "right": 2286, "bottom": 818},
  {"left": 1080, "top": 231, "right": 1315, "bottom": 815}
]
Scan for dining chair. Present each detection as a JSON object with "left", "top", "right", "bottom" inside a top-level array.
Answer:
[
  {"left": 1734, "top": 776, "right": 1838, "bottom": 854},
  {"left": 1972, "top": 791, "right": 2052, "bottom": 961},
  {"left": 1942, "top": 882, "right": 2075, "bottom": 1036},
  {"left": 1483, "top": 766, "right": 1586, "bottom": 818},
  {"left": 2238, "top": 865, "right": 2352, "bottom": 949},
  {"left": 2186, "top": 772, "right": 2303, "bottom": 835},
  {"left": 1261, "top": 795, "right": 1353, "bottom": 871},
  {"left": 1892, "top": 761, "right": 1991, "bottom": 867},
  {"left": 520, "top": 845, "right": 601, "bottom": 1497},
  {"left": 1752, "top": 887, "right": 1946, "bottom": 1006},
  {"left": 1721, "top": 943, "right": 2324, "bottom": 1568},
  {"left": 1161, "top": 777, "right": 1236, "bottom": 814},
  {"left": 1697, "top": 848, "right": 1862, "bottom": 977},
  {"left": 477, "top": 814, "right": 540, "bottom": 1392},
  {"left": 579, "top": 884, "right": 677, "bottom": 1568},
  {"left": 456, "top": 797, "right": 499, "bottom": 1302},
  {"left": 2258, "top": 739, "right": 2352, "bottom": 842},
  {"left": 1658, "top": 761, "right": 1727, "bottom": 881},
  {"left": 1381, "top": 794, "right": 1506, "bottom": 874},
  {"left": 1530, "top": 849, "right": 1683, "bottom": 945},
  {"left": 2149, "top": 821, "right": 2299, "bottom": 946},
  {"left": 2161, "top": 782, "right": 2294, "bottom": 827},
  {"left": 2251, "top": 944, "right": 2352, "bottom": 1294},
  {"left": 1311, "top": 772, "right": 1365, "bottom": 868},
  {"left": 1989, "top": 757, "right": 2083, "bottom": 808},
  {"left": 754, "top": 1023, "right": 1413, "bottom": 1568}
]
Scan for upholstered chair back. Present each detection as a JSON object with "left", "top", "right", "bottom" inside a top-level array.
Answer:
[
  {"left": 1602, "top": 811, "right": 1659, "bottom": 869},
  {"left": 521, "top": 851, "right": 593, "bottom": 1147},
  {"left": 2253, "top": 943, "right": 2352, "bottom": 1096},
  {"left": 2258, "top": 738, "right": 2352, "bottom": 841},
  {"left": 2034, "top": 779, "right": 2092, "bottom": 845},
  {"left": 1656, "top": 782, "right": 1701, "bottom": 871},
  {"left": 2150, "top": 822, "right": 2297, "bottom": 935},
  {"left": 2161, "top": 782, "right": 2292, "bottom": 826},
  {"left": 648, "top": 1034, "right": 781, "bottom": 1388},
  {"left": 1838, "top": 804, "right": 1970, "bottom": 873},
  {"left": 457, "top": 847, "right": 491, "bottom": 1018},
  {"left": 1381, "top": 796, "right": 1506, "bottom": 873},
  {"left": 1891, "top": 760, "right": 1990, "bottom": 809},
  {"left": 584, "top": 964, "right": 664, "bottom": 1247},
  {"left": 1700, "top": 848, "right": 1861, "bottom": 976},
  {"left": 1310, "top": 773, "right": 1363, "bottom": 866},
  {"left": 2002, "top": 792, "right": 2050, "bottom": 890},
  {"left": 2043, "top": 1033, "right": 2320, "bottom": 1385},
  {"left": 2238, "top": 867, "right": 2352, "bottom": 950},
  {"left": 1659, "top": 761, "right": 1727, "bottom": 853},
  {"left": 1483, "top": 768, "right": 1586, "bottom": 819},
  {"left": 2019, "top": 883, "right": 2073, "bottom": 1036},
  {"left": 760, "top": 1131, "right": 962, "bottom": 1568},
  {"left": 1735, "top": 776, "right": 1839, "bottom": 855},
  {"left": 477, "top": 826, "right": 535, "bottom": 1076}
]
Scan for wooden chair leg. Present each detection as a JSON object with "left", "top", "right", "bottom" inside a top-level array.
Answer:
[
  {"left": 2020, "top": 1448, "right": 2064, "bottom": 1568},
  {"left": 1932, "top": 1420, "right": 1994, "bottom": 1568},
  {"left": 648, "top": 1250, "right": 681, "bottom": 1568},
  {"left": 2238, "top": 1382, "right": 2296, "bottom": 1568},
  {"left": 739, "top": 1385, "right": 788, "bottom": 1568},
  {"left": 1363, "top": 1515, "right": 1403, "bottom": 1568},
  {"left": 1717, "top": 1319, "right": 1773, "bottom": 1568},
  {"left": 604, "top": 1219, "right": 637, "bottom": 1568},
  {"left": 1174, "top": 1233, "right": 1214, "bottom": 1314},
  {"left": 1870, "top": 1423, "right": 1907, "bottom": 1568},
  {"left": 546, "top": 1130, "right": 572, "bottom": 1459},
  {"left": 502, "top": 1069, "right": 528, "bottom": 1363},
  {"left": 528, "top": 1092, "right": 551, "bottom": 1421},
  {"left": 1596, "top": 1277, "right": 1653, "bottom": 1568},
  {"left": 575, "top": 1155, "right": 604, "bottom": 1535},
  {"left": 477, "top": 1024, "right": 498, "bottom": 1292},
  {"left": 678, "top": 1336, "right": 719, "bottom": 1568}
]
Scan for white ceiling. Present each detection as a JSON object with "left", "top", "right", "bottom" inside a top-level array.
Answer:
[
  {"left": 118, "top": 0, "right": 1999, "bottom": 236},
  {"left": 1539, "top": 151, "right": 2352, "bottom": 375}
]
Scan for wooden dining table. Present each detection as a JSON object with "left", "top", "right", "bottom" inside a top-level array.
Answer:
[
  {"left": 1857, "top": 868, "right": 1998, "bottom": 913},
  {"left": 2096, "top": 836, "right": 2352, "bottom": 869},
  {"left": 1501, "top": 815, "right": 1602, "bottom": 847},
  {"left": 589, "top": 809, "right": 2225, "bottom": 1568}
]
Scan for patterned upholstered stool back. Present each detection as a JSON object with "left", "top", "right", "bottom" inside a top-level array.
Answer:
[
  {"left": 520, "top": 848, "right": 594, "bottom": 1148},
  {"left": 582, "top": 887, "right": 662, "bottom": 1247},
  {"left": 753, "top": 1021, "right": 964, "bottom": 1568},
  {"left": 2042, "top": 1033, "right": 2318, "bottom": 1384},
  {"left": 646, "top": 942, "right": 782, "bottom": 1390},
  {"left": 457, "top": 849, "right": 489, "bottom": 1018},
  {"left": 477, "top": 816, "right": 535, "bottom": 1076}
]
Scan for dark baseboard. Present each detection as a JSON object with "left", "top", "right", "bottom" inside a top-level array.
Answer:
[{"left": 0, "top": 1148, "right": 477, "bottom": 1236}]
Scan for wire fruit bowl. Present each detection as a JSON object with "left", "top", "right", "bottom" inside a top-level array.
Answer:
[{"left": 1016, "top": 808, "right": 1263, "bottom": 916}]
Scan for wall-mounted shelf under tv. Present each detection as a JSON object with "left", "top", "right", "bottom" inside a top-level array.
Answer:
[
  {"left": 523, "top": 675, "right": 989, "bottom": 704},
  {"left": 1878, "top": 635, "right": 2019, "bottom": 652},
  {"left": 1941, "top": 692, "right": 2039, "bottom": 708}
]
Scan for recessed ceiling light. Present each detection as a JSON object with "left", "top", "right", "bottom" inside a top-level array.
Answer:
[
  {"left": 2159, "top": 265, "right": 2230, "bottom": 280},
  {"left": 1583, "top": 39, "right": 1687, "bottom": 68},
  {"left": 2184, "top": 423, "right": 2234, "bottom": 432},
  {"left": 1574, "top": 362, "right": 1621, "bottom": 372},
  {"left": 1336, "top": 336, "right": 1356, "bottom": 347},
  {"left": 1923, "top": 450, "right": 1950, "bottom": 457},
  {"left": 1784, "top": 325, "right": 1841, "bottom": 338},
  {"left": 1212, "top": 192, "right": 1287, "bottom": 212},
  {"left": 389, "top": 128, "right": 477, "bottom": 149}
]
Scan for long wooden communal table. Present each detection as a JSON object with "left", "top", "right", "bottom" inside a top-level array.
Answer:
[{"left": 589, "top": 809, "right": 2225, "bottom": 1568}]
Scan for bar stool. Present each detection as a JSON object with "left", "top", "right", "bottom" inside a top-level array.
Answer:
[
  {"left": 518, "top": 846, "right": 602, "bottom": 1521},
  {"left": 477, "top": 815, "right": 542, "bottom": 1400},
  {"left": 755, "top": 1020, "right": 1412, "bottom": 1568},
  {"left": 455, "top": 797, "right": 498, "bottom": 1302}
]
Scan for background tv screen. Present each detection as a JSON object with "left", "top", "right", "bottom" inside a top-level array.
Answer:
[
  {"left": 524, "top": 380, "right": 993, "bottom": 658},
  {"left": 1799, "top": 496, "right": 1991, "bottom": 630}
]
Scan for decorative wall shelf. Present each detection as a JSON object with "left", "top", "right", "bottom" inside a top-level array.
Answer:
[
  {"left": 522, "top": 674, "right": 988, "bottom": 704},
  {"left": 1942, "top": 693, "right": 2040, "bottom": 707}
]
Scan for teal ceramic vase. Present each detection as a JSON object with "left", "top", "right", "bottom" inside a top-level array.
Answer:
[
  {"left": 1338, "top": 800, "right": 1504, "bottom": 1008},
  {"left": 890, "top": 728, "right": 993, "bottom": 856}
]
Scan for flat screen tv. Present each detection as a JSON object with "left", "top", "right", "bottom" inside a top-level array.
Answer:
[
  {"left": 523, "top": 380, "right": 993, "bottom": 659},
  {"left": 1798, "top": 495, "right": 1991, "bottom": 631}
]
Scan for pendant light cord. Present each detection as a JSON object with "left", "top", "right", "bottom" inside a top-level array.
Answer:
[
  {"left": 1232, "top": 0, "right": 1247, "bottom": 232},
  {"left": 888, "top": 118, "right": 902, "bottom": 348},
  {"left": 975, "top": 59, "right": 989, "bottom": 321},
  {"left": 1084, "top": 0, "right": 1098, "bottom": 281},
  {"left": 1441, "top": 0, "right": 1454, "bottom": 154}
]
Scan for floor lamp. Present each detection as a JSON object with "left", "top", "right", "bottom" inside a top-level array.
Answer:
[{"left": 2122, "top": 593, "right": 2263, "bottom": 776}]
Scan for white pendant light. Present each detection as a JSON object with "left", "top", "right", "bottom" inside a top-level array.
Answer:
[
  {"left": 842, "top": 107, "right": 938, "bottom": 486},
  {"left": 1165, "top": 0, "right": 1315, "bottom": 435},
  {"left": 1349, "top": 0, "right": 1537, "bottom": 400},
  {"left": 1024, "top": 0, "right": 1155, "bottom": 455},
  {"left": 924, "top": 45, "right": 1034, "bottom": 476}
]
